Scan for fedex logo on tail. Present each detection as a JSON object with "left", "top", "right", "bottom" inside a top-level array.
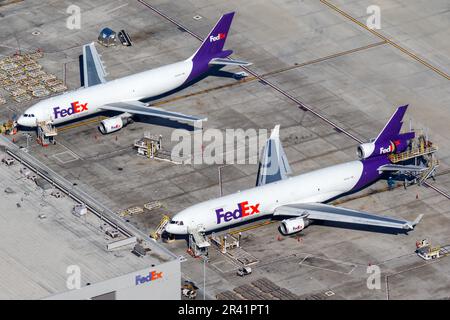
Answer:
[
  {"left": 53, "top": 101, "right": 88, "bottom": 119},
  {"left": 216, "top": 201, "right": 260, "bottom": 224},
  {"left": 210, "top": 33, "right": 226, "bottom": 42},
  {"left": 379, "top": 141, "right": 396, "bottom": 154}
]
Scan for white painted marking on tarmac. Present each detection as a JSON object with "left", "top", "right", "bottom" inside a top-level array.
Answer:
[
  {"left": 106, "top": 3, "right": 129, "bottom": 14},
  {"left": 55, "top": 141, "right": 84, "bottom": 161},
  {"left": 299, "top": 256, "right": 357, "bottom": 275},
  {"left": 52, "top": 151, "right": 79, "bottom": 164}
]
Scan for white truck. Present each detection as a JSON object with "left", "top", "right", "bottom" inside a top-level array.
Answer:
[{"left": 237, "top": 266, "right": 252, "bottom": 277}]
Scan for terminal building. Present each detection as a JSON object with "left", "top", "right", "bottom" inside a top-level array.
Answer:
[
  {"left": 47, "top": 260, "right": 180, "bottom": 300},
  {"left": 0, "top": 144, "right": 180, "bottom": 300}
]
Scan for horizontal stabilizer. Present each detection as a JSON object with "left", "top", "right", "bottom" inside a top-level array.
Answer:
[
  {"left": 82, "top": 42, "right": 107, "bottom": 87},
  {"left": 274, "top": 203, "right": 421, "bottom": 230},
  {"left": 377, "top": 164, "right": 428, "bottom": 173},
  {"left": 100, "top": 101, "right": 207, "bottom": 123},
  {"left": 209, "top": 58, "right": 252, "bottom": 67}
]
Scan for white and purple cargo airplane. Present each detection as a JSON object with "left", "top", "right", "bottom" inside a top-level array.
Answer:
[
  {"left": 17, "top": 12, "right": 249, "bottom": 133},
  {"left": 165, "top": 105, "right": 424, "bottom": 237}
]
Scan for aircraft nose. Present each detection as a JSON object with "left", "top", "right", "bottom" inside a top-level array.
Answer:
[
  {"left": 165, "top": 223, "right": 185, "bottom": 235},
  {"left": 17, "top": 115, "right": 25, "bottom": 127},
  {"left": 164, "top": 224, "right": 175, "bottom": 234}
]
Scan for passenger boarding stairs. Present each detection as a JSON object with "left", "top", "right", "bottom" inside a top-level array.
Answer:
[
  {"left": 418, "top": 159, "right": 439, "bottom": 185},
  {"left": 150, "top": 215, "right": 170, "bottom": 240}
]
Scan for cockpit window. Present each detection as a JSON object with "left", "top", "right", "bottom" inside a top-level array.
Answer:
[
  {"left": 170, "top": 220, "right": 184, "bottom": 226},
  {"left": 23, "top": 114, "right": 35, "bottom": 118}
]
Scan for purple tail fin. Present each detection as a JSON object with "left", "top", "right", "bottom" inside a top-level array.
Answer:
[
  {"left": 190, "top": 12, "right": 235, "bottom": 62},
  {"left": 186, "top": 12, "right": 235, "bottom": 82},
  {"left": 375, "top": 104, "right": 411, "bottom": 143}
]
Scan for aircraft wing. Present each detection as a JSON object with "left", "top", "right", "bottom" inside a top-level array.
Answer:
[
  {"left": 100, "top": 101, "right": 207, "bottom": 123},
  {"left": 256, "top": 125, "right": 292, "bottom": 186},
  {"left": 82, "top": 42, "right": 107, "bottom": 88},
  {"left": 377, "top": 164, "right": 428, "bottom": 173},
  {"left": 274, "top": 203, "right": 423, "bottom": 230},
  {"left": 209, "top": 58, "right": 252, "bottom": 67}
]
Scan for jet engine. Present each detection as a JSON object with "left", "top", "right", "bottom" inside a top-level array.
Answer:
[
  {"left": 99, "top": 116, "right": 130, "bottom": 134},
  {"left": 280, "top": 217, "right": 310, "bottom": 235},
  {"left": 357, "top": 142, "right": 376, "bottom": 159}
]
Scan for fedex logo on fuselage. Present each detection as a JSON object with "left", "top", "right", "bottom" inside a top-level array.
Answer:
[
  {"left": 135, "top": 270, "right": 163, "bottom": 286},
  {"left": 209, "top": 33, "right": 226, "bottom": 42},
  {"left": 215, "top": 201, "right": 260, "bottom": 224},
  {"left": 53, "top": 101, "right": 88, "bottom": 119},
  {"left": 380, "top": 141, "right": 395, "bottom": 154}
]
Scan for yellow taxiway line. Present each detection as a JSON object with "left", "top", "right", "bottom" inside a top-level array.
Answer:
[
  {"left": 229, "top": 220, "right": 275, "bottom": 235},
  {"left": 153, "top": 41, "right": 387, "bottom": 108},
  {"left": 58, "top": 116, "right": 107, "bottom": 132},
  {"left": 320, "top": 0, "right": 450, "bottom": 81}
]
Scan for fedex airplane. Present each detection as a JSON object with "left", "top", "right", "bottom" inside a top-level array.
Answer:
[
  {"left": 17, "top": 12, "right": 250, "bottom": 133},
  {"left": 165, "top": 105, "right": 424, "bottom": 237}
]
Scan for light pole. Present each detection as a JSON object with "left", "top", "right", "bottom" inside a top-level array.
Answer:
[
  {"left": 218, "top": 165, "right": 231, "bottom": 197},
  {"left": 202, "top": 255, "right": 207, "bottom": 300},
  {"left": 22, "top": 133, "right": 31, "bottom": 152}
]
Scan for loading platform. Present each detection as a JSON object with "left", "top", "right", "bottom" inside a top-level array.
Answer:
[
  {"left": 187, "top": 226, "right": 210, "bottom": 257},
  {"left": 389, "top": 146, "right": 438, "bottom": 163},
  {"left": 36, "top": 121, "right": 57, "bottom": 146},
  {"left": 134, "top": 132, "right": 181, "bottom": 164},
  {"left": 387, "top": 133, "right": 439, "bottom": 186}
]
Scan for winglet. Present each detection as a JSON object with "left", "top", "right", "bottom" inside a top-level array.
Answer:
[
  {"left": 405, "top": 214, "right": 424, "bottom": 230},
  {"left": 412, "top": 214, "right": 424, "bottom": 227},
  {"left": 256, "top": 125, "right": 292, "bottom": 186},
  {"left": 82, "top": 42, "right": 107, "bottom": 88},
  {"left": 270, "top": 124, "right": 280, "bottom": 139}
]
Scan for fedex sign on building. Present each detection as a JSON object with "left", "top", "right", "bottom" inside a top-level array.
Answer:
[
  {"left": 135, "top": 270, "right": 163, "bottom": 286},
  {"left": 53, "top": 101, "right": 88, "bottom": 119},
  {"left": 215, "top": 201, "right": 260, "bottom": 224}
]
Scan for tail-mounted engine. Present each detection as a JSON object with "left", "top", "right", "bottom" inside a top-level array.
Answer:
[
  {"left": 357, "top": 138, "right": 410, "bottom": 160},
  {"left": 357, "top": 141, "right": 394, "bottom": 159}
]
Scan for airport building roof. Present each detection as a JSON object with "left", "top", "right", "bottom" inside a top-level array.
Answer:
[{"left": 0, "top": 149, "right": 167, "bottom": 299}]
